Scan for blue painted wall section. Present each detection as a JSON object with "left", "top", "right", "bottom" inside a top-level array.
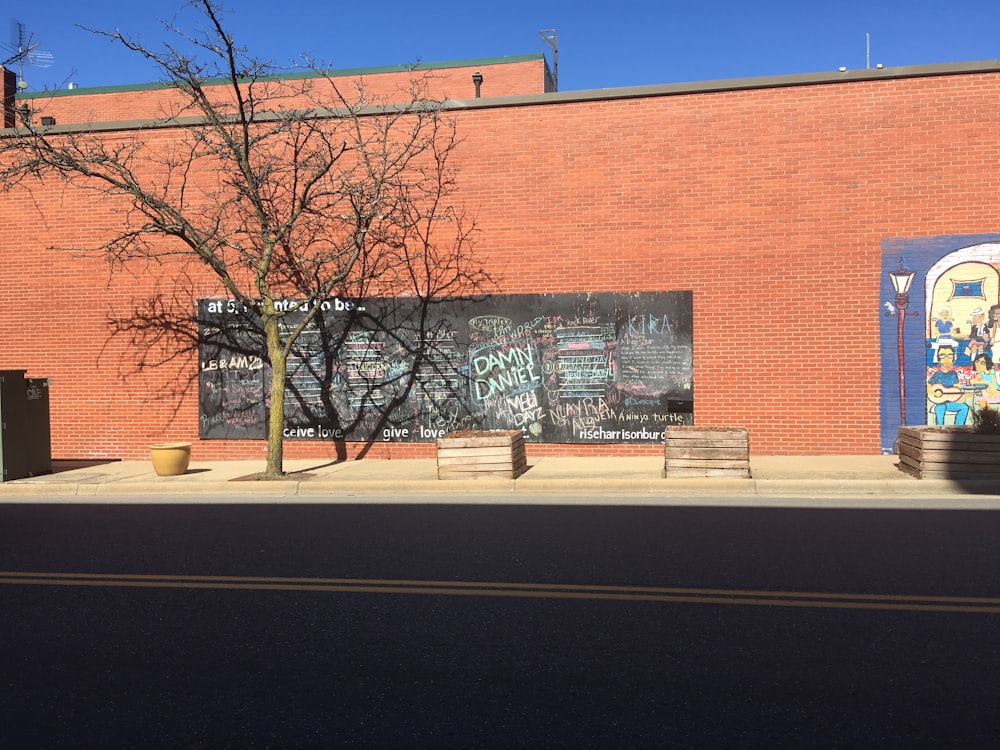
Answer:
[{"left": 879, "top": 234, "right": 1000, "bottom": 452}]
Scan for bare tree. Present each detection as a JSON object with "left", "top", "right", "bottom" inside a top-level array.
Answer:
[{"left": 0, "top": 0, "right": 488, "bottom": 476}]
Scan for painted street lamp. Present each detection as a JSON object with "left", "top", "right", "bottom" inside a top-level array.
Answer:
[{"left": 889, "top": 265, "right": 916, "bottom": 424}]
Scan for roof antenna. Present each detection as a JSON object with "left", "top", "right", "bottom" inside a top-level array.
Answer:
[
  {"left": 539, "top": 29, "right": 558, "bottom": 92},
  {"left": 1, "top": 20, "right": 53, "bottom": 90}
]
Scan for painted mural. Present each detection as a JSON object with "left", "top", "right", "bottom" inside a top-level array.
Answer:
[{"left": 880, "top": 235, "right": 1000, "bottom": 452}]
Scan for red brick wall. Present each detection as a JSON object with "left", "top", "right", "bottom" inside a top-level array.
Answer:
[
  {"left": 3, "top": 65, "right": 1000, "bottom": 460},
  {"left": 448, "top": 73, "right": 1000, "bottom": 454}
]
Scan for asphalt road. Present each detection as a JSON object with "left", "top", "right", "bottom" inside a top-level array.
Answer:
[{"left": 2, "top": 497, "right": 998, "bottom": 749}]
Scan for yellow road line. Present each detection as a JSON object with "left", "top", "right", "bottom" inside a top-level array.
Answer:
[{"left": 1, "top": 571, "right": 998, "bottom": 613}]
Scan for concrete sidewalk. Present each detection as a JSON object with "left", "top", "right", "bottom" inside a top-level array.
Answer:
[{"left": 3, "top": 454, "right": 1000, "bottom": 507}]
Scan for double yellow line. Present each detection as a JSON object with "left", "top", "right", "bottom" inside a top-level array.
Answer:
[{"left": 2, "top": 571, "right": 998, "bottom": 613}]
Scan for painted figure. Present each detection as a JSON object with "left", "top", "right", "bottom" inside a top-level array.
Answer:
[
  {"left": 934, "top": 306, "right": 957, "bottom": 341},
  {"left": 964, "top": 307, "right": 989, "bottom": 358},
  {"left": 927, "top": 345, "right": 969, "bottom": 425},
  {"left": 970, "top": 352, "right": 999, "bottom": 410},
  {"left": 988, "top": 304, "right": 1000, "bottom": 361},
  {"left": 932, "top": 306, "right": 959, "bottom": 362}
]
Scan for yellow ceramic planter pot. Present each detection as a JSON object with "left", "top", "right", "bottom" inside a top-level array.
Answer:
[{"left": 149, "top": 442, "right": 192, "bottom": 476}]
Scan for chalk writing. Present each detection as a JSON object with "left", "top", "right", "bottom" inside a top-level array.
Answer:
[{"left": 198, "top": 292, "right": 693, "bottom": 443}]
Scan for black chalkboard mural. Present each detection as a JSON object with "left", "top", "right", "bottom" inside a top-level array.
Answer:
[
  {"left": 198, "top": 292, "right": 693, "bottom": 443},
  {"left": 198, "top": 300, "right": 267, "bottom": 439}
]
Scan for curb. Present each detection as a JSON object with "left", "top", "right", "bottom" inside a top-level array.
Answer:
[{"left": 4, "top": 477, "right": 1000, "bottom": 502}]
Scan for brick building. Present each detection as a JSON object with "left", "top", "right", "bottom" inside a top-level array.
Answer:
[{"left": 3, "top": 54, "right": 1000, "bottom": 461}]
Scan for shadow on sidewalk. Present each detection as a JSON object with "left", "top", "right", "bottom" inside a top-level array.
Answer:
[{"left": 50, "top": 459, "right": 121, "bottom": 475}]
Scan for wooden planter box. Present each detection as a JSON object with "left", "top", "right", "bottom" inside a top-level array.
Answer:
[
  {"left": 897, "top": 426, "right": 1000, "bottom": 479},
  {"left": 436, "top": 430, "right": 527, "bottom": 480},
  {"left": 663, "top": 426, "right": 750, "bottom": 478}
]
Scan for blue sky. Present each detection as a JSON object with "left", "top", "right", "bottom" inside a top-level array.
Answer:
[{"left": 4, "top": 1, "right": 999, "bottom": 93}]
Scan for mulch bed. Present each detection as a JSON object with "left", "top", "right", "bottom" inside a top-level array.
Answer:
[{"left": 230, "top": 472, "right": 316, "bottom": 482}]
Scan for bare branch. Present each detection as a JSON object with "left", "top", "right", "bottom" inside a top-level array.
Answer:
[{"left": 0, "top": 0, "right": 491, "bottom": 476}]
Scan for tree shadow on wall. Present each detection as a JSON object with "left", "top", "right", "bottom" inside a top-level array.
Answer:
[
  {"left": 105, "top": 271, "right": 486, "bottom": 462},
  {"left": 200, "top": 293, "right": 486, "bottom": 461},
  {"left": 100, "top": 266, "right": 204, "bottom": 441}
]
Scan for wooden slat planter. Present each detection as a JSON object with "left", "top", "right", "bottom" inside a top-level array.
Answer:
[
  {"left": 897, "top": 426, "right": 1000, "bottom": 479},
  {"left": 436, "top": 430, "right": 527, "bottom": 480},
  {"left": 663, "top": 426, "right": 750, "bottom": 478}
]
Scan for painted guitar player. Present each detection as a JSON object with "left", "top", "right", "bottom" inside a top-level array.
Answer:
[{"left": 926, "top": 345, "right": 969, "bottom": 425}]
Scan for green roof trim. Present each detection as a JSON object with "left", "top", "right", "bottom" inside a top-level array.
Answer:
[{"left": 18, "top": 53, "right": 545, "bottom": 99}]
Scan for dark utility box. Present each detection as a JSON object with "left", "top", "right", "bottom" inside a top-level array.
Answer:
[{"left": 0, "top": 370, "right": 52, "bottom": 481}]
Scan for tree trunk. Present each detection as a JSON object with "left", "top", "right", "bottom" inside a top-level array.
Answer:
[{"left": 263, "top": 313, "right": 286, "bottom": 478}]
